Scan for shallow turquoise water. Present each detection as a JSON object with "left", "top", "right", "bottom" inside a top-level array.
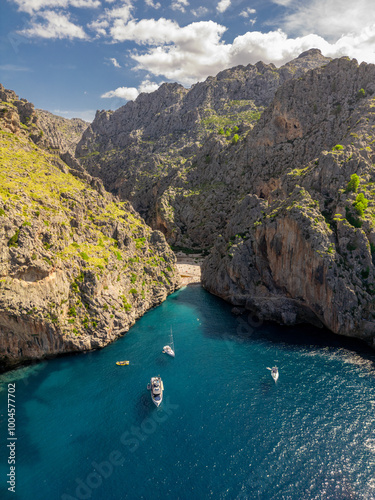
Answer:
[{"left": 1, "top": 286, "right": 375, "bottom": 500}]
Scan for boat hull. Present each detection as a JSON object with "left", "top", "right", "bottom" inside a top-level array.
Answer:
[{"left": 163, "top": 345, "right": 175, "bottom": 357}]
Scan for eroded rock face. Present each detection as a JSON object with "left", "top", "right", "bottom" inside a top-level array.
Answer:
[
  {"left": 0, "top": 83, "right": 88, "bottom": 154},
  {"left": 202, "top": 57, "right": 375, "bottom": 346},
  {"left": 0, "top": 93, "right": 180, "bottom": 371},
  {"left": 36, "top": 109, "right": 88, "bottom": 155},
  {"left": 76, "top": 49, "right": 331, "bottom": 245}
]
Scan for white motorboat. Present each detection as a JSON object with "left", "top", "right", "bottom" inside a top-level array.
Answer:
[
  {"left": 147, "top": 376, "right": 164, "bottom": 407},
  {"left": 267, "top": 366, "right": 279, "bottom": 382}
]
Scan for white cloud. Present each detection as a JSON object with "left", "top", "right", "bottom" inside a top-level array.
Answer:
[
  {"left": 11, "top": 0, "right": 375, "bottom": 94},
  {"left": 171, "top": 0, "right": 189, "bottom": 13},
  {"left": 110, "top": 18, "right": 227, "bottom": 54},
  {"left": 109, "top": 57, "right": 121, "bottom": 67},
  {"left": 125, "top": 20, "right": 375, "bottom": 86},
  {"left": 191, "top": 7, "right": 208, "bottom": 17},
  {"left": 101, "top": 86, "right": 139, "bottom": 100},
  {"left": 0, "top": 64, "right": 31, "bottom": 71},
  {"left": 138, "top": 79, "right": 160, "bottom": 93},
  {"left": 324, "top": 25, "right": 375, "bottom": 63},
  {"left": 19, "top": 10, "right": 88, "bottom": 39},
  {"left": 227, "top": 30, "right": 327, "bottom": 67},
  {"left": 11, "top": 0, "right": 100, "bottom": 15},
  {"left": 271, "top": 0, "right": 293, "bottom": 6},
  {"left": 101, "top": 79, "right": 161, "bottom": 101},
  {"left": 217, "top": 0, "right": 231, "bottom": 14},
  {"left": 102, "top": 2, "right": 133, "bottom": 21},
  {"left": 145, "top": 0, "right": 161, "bottom": 8},
  {"left": 130, "top": 21, "right": 229, "bottom": 84},
  {"left": 240, "top": 7, "right": 256, "bottom": 18},
  {"left": 89, "top": 1, "right": 134, "bottom": 37},
  {"left": 88, "top": 19, "right": 109, "bottom": 36},
  {"left": 279, "top": 0, "right": 375, "bottom": 40},
  {"left": 110, "top": 17, "right": 180, "bottom": 43},
  {"left": 225, "top": 28, "right": 375, "bottom": 68}
]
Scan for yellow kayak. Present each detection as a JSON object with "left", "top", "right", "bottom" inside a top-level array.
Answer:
[{"left": 116, "top": 361, "right": 129, "bottom": 366}]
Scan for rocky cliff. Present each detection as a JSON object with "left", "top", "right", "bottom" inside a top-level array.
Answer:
[
  {"left": 72, "top": 50, "right": 375, "bottom": 346},
  {"left": 76, "top": 49, "right": 330, "bottom": 246},
  {"left": 0, "top": 88, "right": 180, "bottom": 371},
  {"left": 4, "top": 49, "right": 375, "bottom": 358},
  {"left": 202, "top": 56, "right": 375, "bottom": 347},
  {"left": 0, "top": 83, "right": 88, "bottom": 155},
  {"left": 36, "top": 109, "right": 88, "bottom": 155}
]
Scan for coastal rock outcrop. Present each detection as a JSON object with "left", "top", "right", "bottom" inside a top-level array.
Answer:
[
  {"left": 202, "top": 56, "right": 375, "bottom": 346},
  {"left": 0, "top": 89, "right": 180, "bottom": 371}
]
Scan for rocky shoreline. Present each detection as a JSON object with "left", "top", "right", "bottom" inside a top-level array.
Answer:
[
  {"left": 3, "top": 50, "right": 375, "bottom": 368},
  {"left": 0, "top": 86, "right": 180, "bottom": 372}
]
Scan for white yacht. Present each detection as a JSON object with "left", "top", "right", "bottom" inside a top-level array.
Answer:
[{"left": 147, "top": 376, "right": 164, "bottom": 407}]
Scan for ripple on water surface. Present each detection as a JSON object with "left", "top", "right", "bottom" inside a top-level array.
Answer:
[{"left": 0, "top": 286, "right": 375, "bottom": 500}]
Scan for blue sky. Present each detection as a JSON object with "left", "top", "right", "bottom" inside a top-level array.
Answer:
[{"left": 1, "top": 0, "right": 375, "bottom": 122}]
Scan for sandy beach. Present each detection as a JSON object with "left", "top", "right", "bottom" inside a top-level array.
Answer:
[{"left": 175, "top": 251, "right": 205, "bottom": 286}]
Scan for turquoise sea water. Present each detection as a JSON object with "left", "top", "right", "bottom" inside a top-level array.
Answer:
[{"left": 1, "top": 285, "right": 375, "bottom": 500}]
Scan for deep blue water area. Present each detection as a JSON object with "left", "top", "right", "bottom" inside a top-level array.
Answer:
[{"left": 1, "top": 286, "right": 375, "bottom": 500}]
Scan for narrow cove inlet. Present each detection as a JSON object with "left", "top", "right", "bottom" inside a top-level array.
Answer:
[
  {"left": 1, "top": 285, "right": 375, "bottom": 500},
  {"left": 2, "top": 6, "right": 375, "bottom": 498}
]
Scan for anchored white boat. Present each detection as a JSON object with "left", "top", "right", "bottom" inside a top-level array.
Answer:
[
  {"left": 267, "top": 366, "right": 279, "bottom": 382},
  {"left": 163, "top": 328, "right": 175, "bottom": 357},
  {"left": 147, "top": 376, "right": 164, "bottom": 407},
  {"left": 163, "top": 345, "right": 175, "bottom": 357}
]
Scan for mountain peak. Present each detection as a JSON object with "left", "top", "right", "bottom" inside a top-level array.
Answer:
[{"left": 297, "top": 48, "right": 323, "bottom": 59}]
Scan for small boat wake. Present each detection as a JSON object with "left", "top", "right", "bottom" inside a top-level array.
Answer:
[{"left": 163, "top": 327, "right": 175, "bottom": 357}]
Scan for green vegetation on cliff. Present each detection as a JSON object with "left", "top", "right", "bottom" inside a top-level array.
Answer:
[{"left": 0, "top": 106, "right": 179, "bottom": 370}]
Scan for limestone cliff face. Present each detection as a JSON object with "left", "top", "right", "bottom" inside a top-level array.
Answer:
[
  {"left": 36, "top": 109, "right": 88, "bottom": 155},
  {"left": 0, "top": 91, "right": 180, "bottom": 371},
  {"left": 0, "top": 83, "right": 43, "bottom": 144},
  {"left": 76, "top": 50, "right": 330, "bottom": 239},
  {"left": 202, "top": 57, "right": 375, "bottom": 347},
  {"left": 0, "top": 83, "right": 88, "bottom": 155}
]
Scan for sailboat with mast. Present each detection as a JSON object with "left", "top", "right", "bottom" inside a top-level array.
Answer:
[{"left": 163, "top": 327, "right": 175, "bottom": 357}]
